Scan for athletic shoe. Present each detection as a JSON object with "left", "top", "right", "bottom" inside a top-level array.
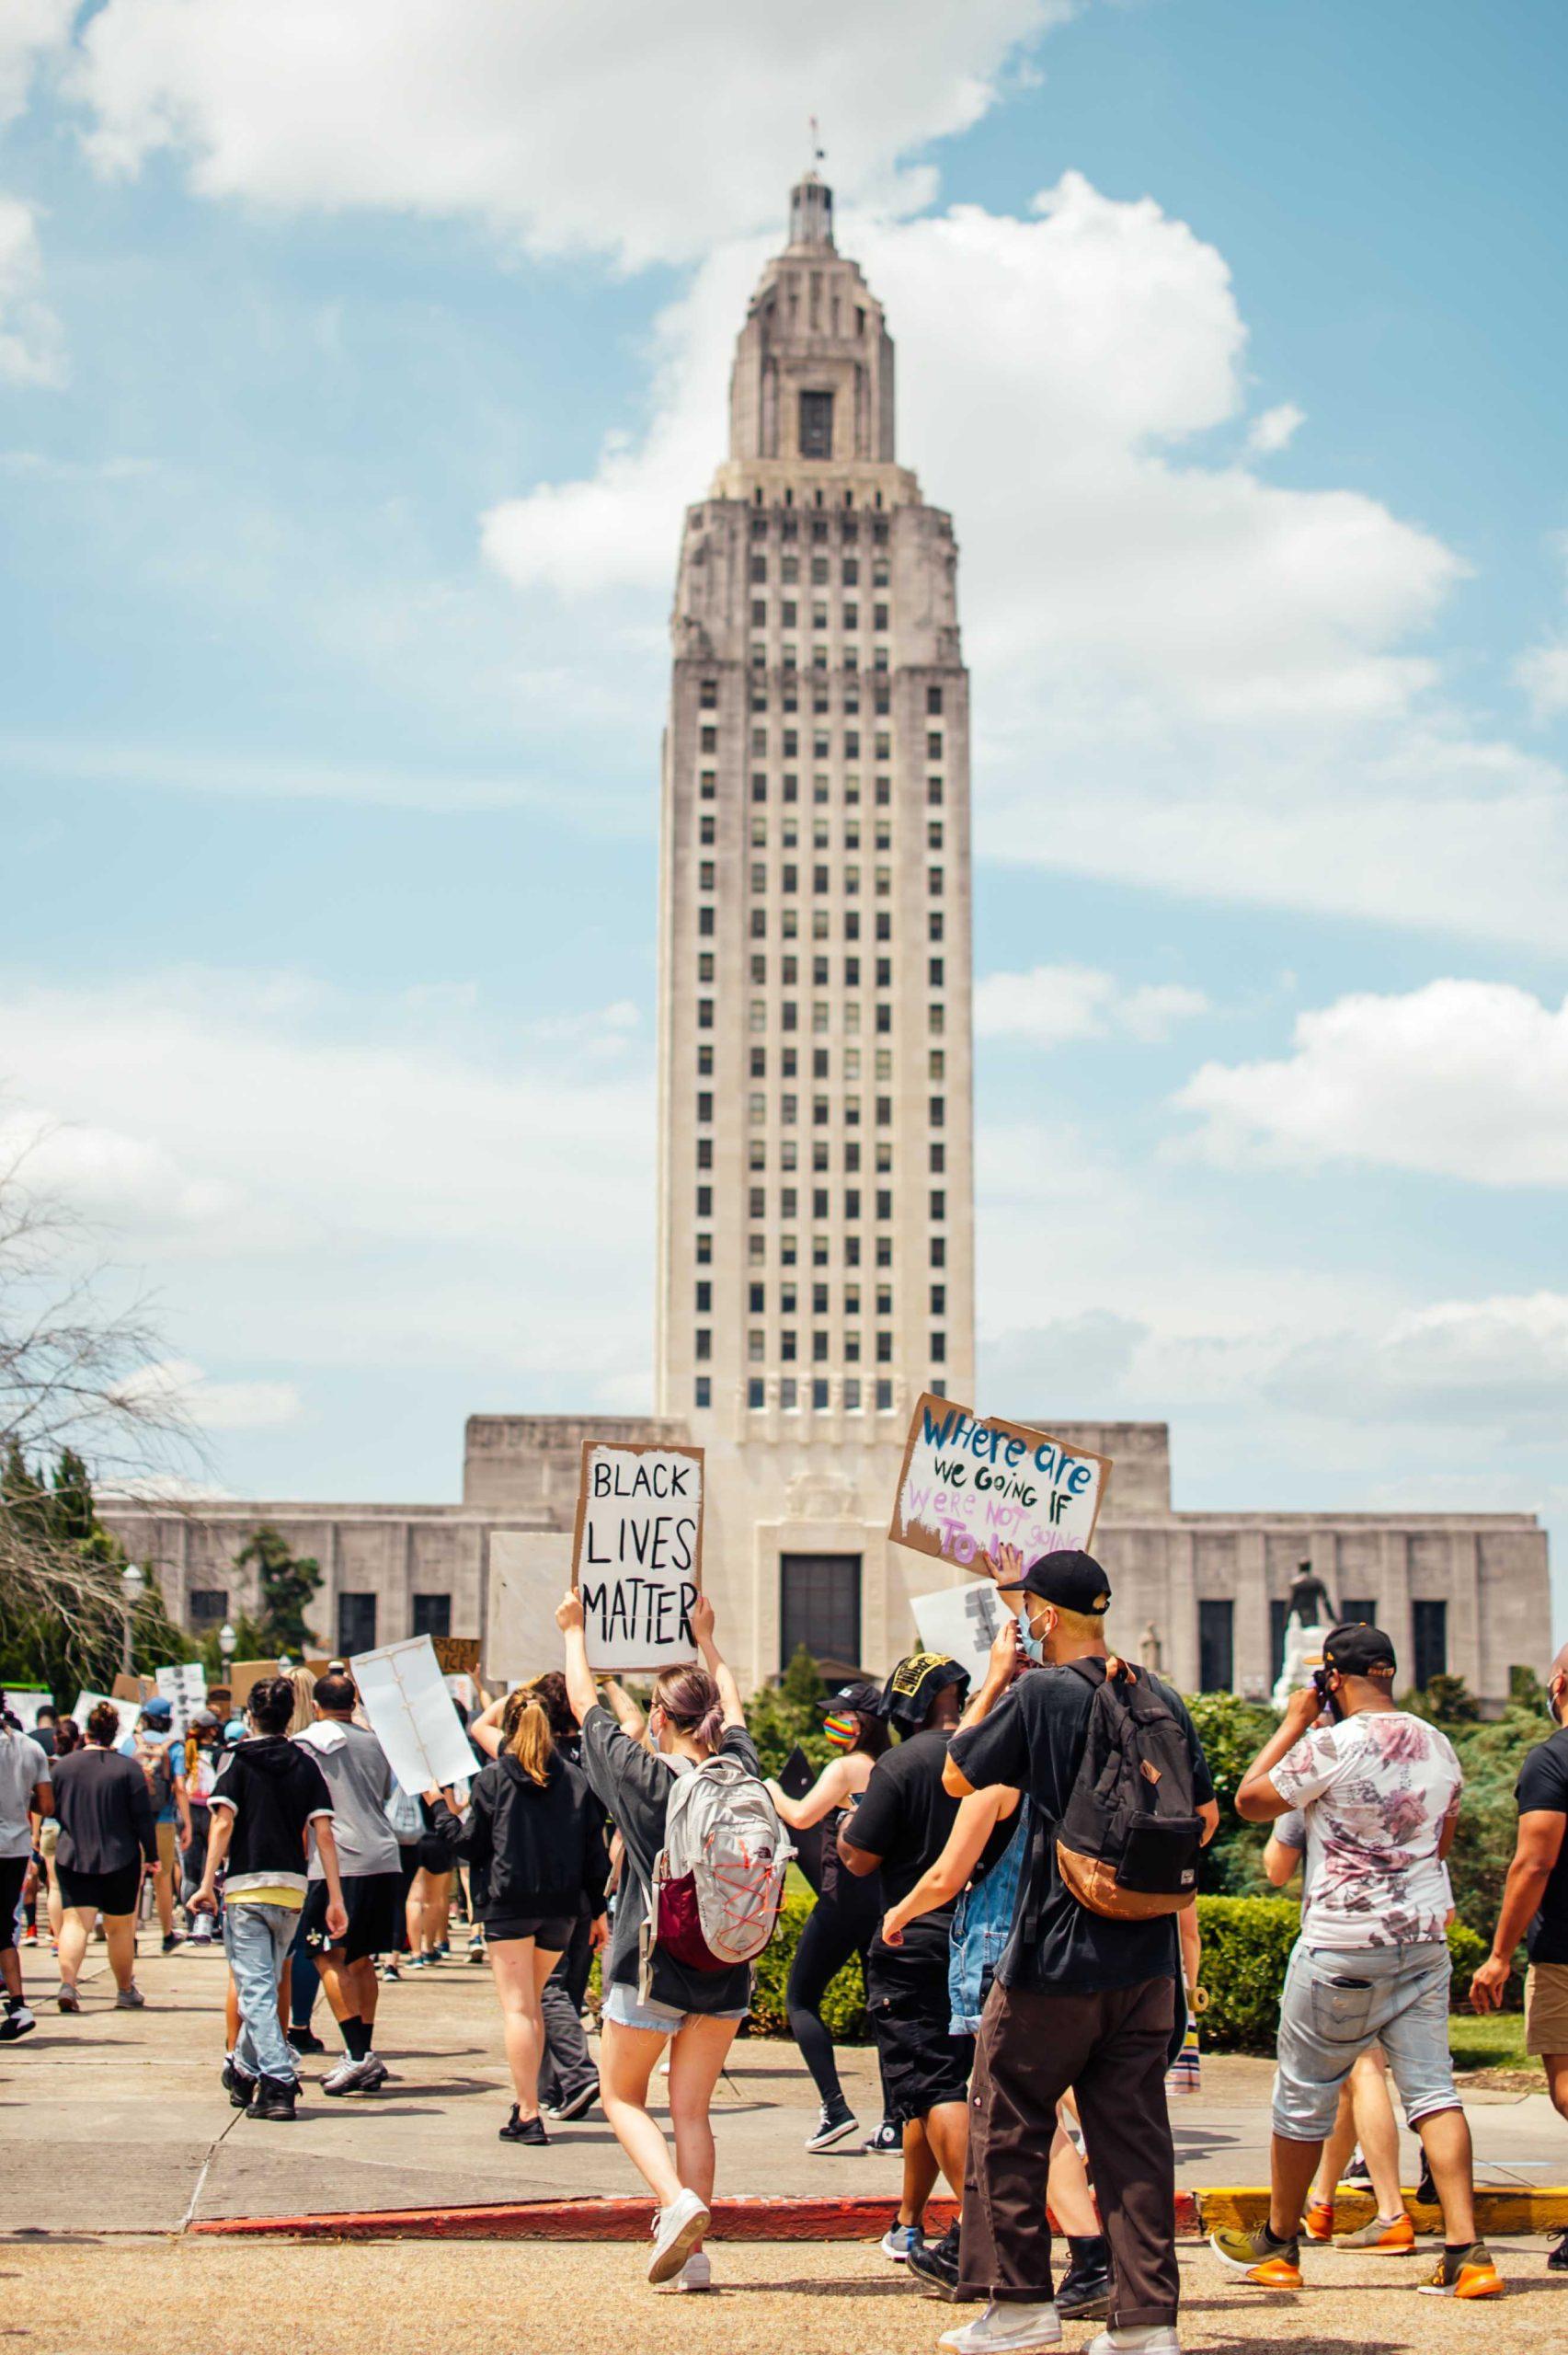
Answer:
[
  {"left": 938, "top": 2300, "right": 1061, "bottom": 2353},
  {"left": 322, "top": 2054, "right": 386, "bottom": 2097},
  {"left": 380, "top": 1959, "right": 402, "bottom": 1981},
  {"left": 405, "top": 1954, "right": 427, "bottom": 1970},
  {"left": 22, "top": 1925, "right": 38, "bottom": 1946},
  {"left": 863, "top": 2118, "right": 902, "bottom": 2154},
  {"left": 246, "top": 2074, "right": 298, "bottom": 2122},
  {"left": 1334, "top": 2212, "right": 1415, "bottom": 2254},
  {"left": 161, "top": 1932, "right": 182, "bottom": 1953},
  {"left": 1055, "top": 2243, "right": 1112, "bottom": 2321},
  {"left": 1414, "top": 2154, "right": 1436, "bottom": 2206},
  {"left": 647, "top": 2188, "right": 710, "bottom": 2283},
  {"left": 1547, "top": 2228, "right": 1568, "bottom": 2272},
  {"left": 907, "top": 2222, "right": 962, "bottom": 2299},
  {"left": 664, "top": 2249, "right": 711, "bottom": 2292},
  {"left": 1305, "top": 2198, "right": 1334, "bottom": 2243},
  {"left": 1207, "top": 2223, "right": 1303, "bottom": 2288},
  {"left": 223, "top": 2058, "right": 258, "bottom": 2109},
  {"left": 115, "top": 1983, "right": 145, "bottom": 2009},
  {"left": 805, "top": 2100, "right": 858, "bottom": 2153},
  {"left": 429, "top": 1942, "right": 450, "bottom": 1962},
  {"left": 498, "top": 2107, "right": 549, "bottom": 2144},
  {"left": 55, "top": 1981, "right": 80, "bottom": 2012},
  {"left": 1082, "top": 2331, "right": 1180, "bottom": 2354},
  {"left": 468, "top": 1932, "right": 486, "bottom": 1962},
  {"left": 880, "top": 2223, "right": 925, "bottom": 2262},
  {"left": 286, "top": 2027, "right": 326, "bottom": 2056},
  {"left": 1342, "top": 2146, "right": 1373, "bottom": 2188},
  {"left": 0, "top": 2003, "right": 36, "bottom": 2041},
  {"left": 1415, "top": 2242, "right": 1503, "bottom": 2298},
  {"left": 547, "top": 2079, "right": 599, "bottom": 2122}
]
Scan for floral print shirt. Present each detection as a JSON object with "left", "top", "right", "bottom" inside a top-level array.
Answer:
[{"left": 1272, "top": 1710, "right": 1460, "bottom": 1948}]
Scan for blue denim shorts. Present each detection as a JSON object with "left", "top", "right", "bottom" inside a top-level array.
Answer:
[
  {"left": 601, "top": 1982, "right": 748, "bottom": 2033},
  {"left": 1273, "top": 1937, "right": 1457, "bottom": 2142}
]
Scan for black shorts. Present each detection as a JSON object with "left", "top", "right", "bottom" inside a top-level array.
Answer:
[
  {"left": 866, "top": 1943, "right": 976, "bottom": 2125},
  {"left": 484, "top": 1913, "right": 574, "bottom": 1948},
  {"left": 300, "top": 1870, "right": 402, "bottom": 1961},
  {"left": 57, "top": 1860, "right": 142, "bottom": 1917},
  {"left": 417, "top": 1835, "right": 453, "bottom": 1876},
  {"left": 0, "top": 1855, "right": 27, "bottom": 1951}
]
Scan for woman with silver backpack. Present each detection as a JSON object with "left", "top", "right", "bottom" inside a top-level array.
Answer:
[{"left": 557, "top": 1587, "right": 790, "bottom": 2293}]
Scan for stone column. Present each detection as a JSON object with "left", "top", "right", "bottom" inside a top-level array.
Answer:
[
  {"left": 1379, "top": 1532, "right": 1413, "bottom": 1686},
  {"left": 1167, "top": 1529, "right": 1198, "bottom": 1692},
  {"left": 1449, "top": 1532, "right": 1482, "bottom": 1694},
  {"left": 1234, "top": 1529, "right": 1270, "bottom": 1697}
]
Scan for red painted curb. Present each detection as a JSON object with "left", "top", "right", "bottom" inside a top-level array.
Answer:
[{"left": 188, "top": 2191, "right": 1204, "bottom": 2243}]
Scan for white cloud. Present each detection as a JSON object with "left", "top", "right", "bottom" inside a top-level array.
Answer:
[
  {"left": 484, "top": 172, "right": 1567, "bottom": 950},
  {"left": 974, "top": 963, "right": 1208, "bottom": 1046},
  {"left": 69, "top": 0, "right": 1072, "bottom": 267},
  {"left": 1247, "top": 400, "right": 1304, "bottom": 455},
  {"left": 0, "top": 195, "right": 66, "bottom": 387},
  {"left": 1173, "top": 980, "right": 1568, "bottom": 1185},
  {"left": 1268, "top": 1293, "right": 1568, "bottom": 1430},
  {"left": 116, "top": 1357, "right": 303, "bottom": 1432},
  {"left": 1514, "top": 533, "right": 1568, "bottom": 719},
  {"left": 0, "top": 0, "right": 73, "bottom": 125}
]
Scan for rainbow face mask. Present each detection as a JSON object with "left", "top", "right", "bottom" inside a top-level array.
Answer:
[{"left": 823, "top": 1712, "right": 858, "bottom": 1751}]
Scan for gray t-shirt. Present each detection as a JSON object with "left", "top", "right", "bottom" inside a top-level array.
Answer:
[
  {"left": 295, "top": 1721, "right": 398, "bottom": 1878},
  {"left": 0, "top": 1731, "right": 49, "bottom": 1859}
]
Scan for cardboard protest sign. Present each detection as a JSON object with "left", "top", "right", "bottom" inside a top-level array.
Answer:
[
  {"left": 349, "top": 1634, "right": 477, "bottom": 1796},
  {"left": 432, "top": 1636, "right": 482, "bottom": 1677},
  {"left": 912, "top": 1579, "right": 1015, "bottom": 1687},
  {"left": 571, "top": 1440, "right": 704, "bottom": 1674},
  {"left": 155, "top": 1662, "right": 208, "bottom": 1736},
  {"left": 484, "top": 1530, "right": 574, "bottom": 1686},
  {"left": 111, "top": 1672, "right": 152, "bottom": 1704},
  {"left": 891, "top": 1394, "right": 1111, "bottom": 1575}
]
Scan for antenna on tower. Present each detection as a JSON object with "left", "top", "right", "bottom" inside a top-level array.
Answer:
[{"left": 809, "top": 114, "right": 825, "bottom": 167}]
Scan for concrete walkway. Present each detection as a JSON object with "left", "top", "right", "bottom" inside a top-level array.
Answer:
[{"left": 5, "top": 1936, "right": 1565, "bottom": 2234}]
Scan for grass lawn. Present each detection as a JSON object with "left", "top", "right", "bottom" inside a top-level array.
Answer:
[{"left": 1449, "top": 2010, "right": 1532, "bottom": 2072}]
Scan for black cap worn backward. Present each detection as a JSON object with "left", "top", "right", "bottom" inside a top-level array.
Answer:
[
  {"left": 1322, "top": 1621, "right": 1398, "bottom": 1679},
  {"left": 994, "top": 1548, "right": 1113, "bottom": 1615},
  {"left": 882, "top": 1650, "right": 971, "bottom": 1730}
]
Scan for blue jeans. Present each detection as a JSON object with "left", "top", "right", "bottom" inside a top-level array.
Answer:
[
  {"left": 224, "top": 1901, "right": 299, "bottom": 2085},
  {"left": 1273, "top": 1936, "right": 1456, "bottom": 2142}
]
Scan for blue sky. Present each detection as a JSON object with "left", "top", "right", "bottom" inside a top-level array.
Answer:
[{"left": 1, "top": 1, "right": 1563, "bottom": 1634}]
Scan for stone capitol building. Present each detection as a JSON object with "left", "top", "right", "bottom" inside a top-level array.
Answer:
[{"left": 107, "top": 174, "right": 1550, "bottom": 1704}]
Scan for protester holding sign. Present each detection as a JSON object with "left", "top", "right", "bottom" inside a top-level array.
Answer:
[
  {"left": 766, "top": 1680, "right": 892, "bottom": 2154},
  {"left": 559, "top": 1586, "right": 767, "bottom": 2292}
]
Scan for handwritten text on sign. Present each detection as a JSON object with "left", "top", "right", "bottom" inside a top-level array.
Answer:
[
  {"left": 891, "top": 1394, "right": 1111, "bottom": 1573},
  {"left": 571, "top": 1441, "right": 704, "bottom": 1672}
]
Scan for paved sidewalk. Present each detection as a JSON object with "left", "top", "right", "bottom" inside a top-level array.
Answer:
[{"left": 4, "top": 1935, "right": 1565, "bottom": 2234}]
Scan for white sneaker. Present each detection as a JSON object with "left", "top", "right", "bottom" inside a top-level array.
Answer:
[
  {"left": 322, "top": 2054, "right": 385, "bottom": 2096},
  {"left": 939, "top": 2303, "right": 1061, "bottom": 2354},
  {"left": 647, "top": 2188, "right": 711, "bottom": 2283},
  {"left": 1083, "top": 2332, "right": 1180, "bottom": 2354},
  {"left": 660, "top": 2249, "right": 712, "bottom": 2292}
]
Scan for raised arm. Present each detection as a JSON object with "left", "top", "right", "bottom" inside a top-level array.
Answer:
[
  {"left": 468, "top": 1694, "right": 509, "bottom": 1761},
  {"left": 1235, "top": 1685, "right": 1323, "bottom": 1822},
  {"left": 767, "top": 1753, "right": 857, "bottom": 1830},
  {"left": 600, "top": 1679, "right": 648, "bottom": 1744},
  {"left": 690, "top": 1593, "right": 745, "bottom": 1729},
  {"left": 555, "top": 1591, "right": 599, "bottom": 1727}
]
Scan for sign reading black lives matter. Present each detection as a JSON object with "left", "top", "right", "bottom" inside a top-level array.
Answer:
[
  {"left": 891, "top": 1393, "right": 1111, "bottom": 1576},
  {"left": 571, "top": 1440, "right": 704, "bottom": 1673}
]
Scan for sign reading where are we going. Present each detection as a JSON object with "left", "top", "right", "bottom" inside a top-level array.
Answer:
[
  {"left": 571, "top": 1440, "right": 704, "bottom": 1673},
  {"left": 890, "top": 1392, "right": 1111, "bottom": 1575}
]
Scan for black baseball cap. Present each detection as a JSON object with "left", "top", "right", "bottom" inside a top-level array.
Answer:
[
  {"left": 994, "top": 1549, "right": 1113, "bottom": 1616},
  {"left": 1322, "top": 1623, "right": 1397, "bottom": 1679},
  {"left": 883, "top": 1651, "right": 971, "bottom": 1732},
  {"left": 821, "top": 1680, "right": 887, "bottom": 1722}
]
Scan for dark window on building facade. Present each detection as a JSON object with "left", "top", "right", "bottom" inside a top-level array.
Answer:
[
  {"left": 188, "top": 1588, "right": 228, "bottom": 1628},
  {"left": 412, "top": 1593, "right": 452, "bottom": 1640},
  {"left": 1198, "top": 1599, "right": 1234, "bottom": 1694},
  {"left": 338, "top": 1591, "right": 378, "bottom": 1657},
  {"left": 780, "top": 1553, "right": 862, "bottom": 1673},
  {"left": 799, "top": 391, "right": 834, "bottom": 460},
  {"left": 1413, "top": 1600, "right": 1448, "bottom": 1689}
]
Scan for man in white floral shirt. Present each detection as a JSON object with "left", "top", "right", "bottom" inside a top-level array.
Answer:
[{"left": 1208, "top": 1622, "right": 1500, "bottom": 2303}]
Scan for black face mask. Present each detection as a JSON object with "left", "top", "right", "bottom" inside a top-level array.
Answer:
[{"left": 1313, "top": 1670, "right": 1344, "bottom": 1722}]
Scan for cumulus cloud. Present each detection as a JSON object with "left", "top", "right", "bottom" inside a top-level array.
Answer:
[
  {"left": 1246, "top": 400, "right": 1304, "bottom": 455},
  {"left": 1173, "top": 980, "right": 1568, "bottom": 1184},
  {"left": 68, "top": 0, "right": 1071, "bottom": 267},
  {"left": 1267, "top": 1292, "right": 1568, "bottom": 1430},
  {"left": 975, "top": 963, "right": 1208, "bottom": 1046},
  {"left": 0, "top": 196, "right": 66, "bottom": 386},
  {"left": 115, "top": 1357, "right": 303, "bottom": 1432},
  {"left": 1514, "top": 533, "right": 1568, "bottom": 720},
  {"left": 0, "top": 0, "right": 73, "bottom": 125}
]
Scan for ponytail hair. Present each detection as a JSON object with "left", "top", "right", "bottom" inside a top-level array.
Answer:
[
  {"left": 652, "top": 1665, "right": 724, "bottom": 1753},
  {"left": 86, "top": 1701, "right": 121, "bottom": 1746},
  {"left": 503, "top": 1686, "right": 555, "bottom": 1787}
]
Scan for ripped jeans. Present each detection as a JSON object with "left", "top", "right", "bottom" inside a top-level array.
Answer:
[{"left": 1273, "top": 1936, "right": 1456, "bottom": 2142}]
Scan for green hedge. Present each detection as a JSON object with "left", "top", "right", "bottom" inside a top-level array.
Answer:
[{"left": 594, "top": 1896, "right": 1486, "bottom": 2057}]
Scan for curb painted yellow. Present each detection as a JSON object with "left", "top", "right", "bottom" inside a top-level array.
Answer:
[{"left": 1197, "top": 2188, "right": 1568, "bottom": 2235}]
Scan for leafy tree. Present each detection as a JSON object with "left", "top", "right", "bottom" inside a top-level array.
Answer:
[
  {"left": 0, "top": 1444, "right": 192, "bottom": 1701},
  {"left": 197, "top": 1611, "right": 268, "bottom": 1684},
  {"left": 237, "top": 1525, "right": 322, "bottom": 1655},
  {"left": 744, "top": 1645, "right": 835, "bottom": 1778},
  {"left": 1181, "top": 1690, "right": 1278, "bottom": 1894},
  {"left": 1417, "top": 1672, "right": 1482, "bottom": 1726}
]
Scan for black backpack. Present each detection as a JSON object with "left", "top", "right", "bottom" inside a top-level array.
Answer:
[{"left": 1055, "top": 1661, "right": 1201, "bottom": 1920}]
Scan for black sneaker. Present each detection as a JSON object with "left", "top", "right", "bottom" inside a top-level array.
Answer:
[
  {"left": 286, "top": 2027, "right": 327, "bottom": 2056},
  {"left": 161, "top": 1932, "right": 182, "bottom": 1954},
  {"left": 1343, "top": 2143, "right": 1373, "bottom": 2189},
  {"left": 246, "top": 2074, "right": 298, "bottom": 2122},
  {"left": 1547, "top": 2229, "right": 1568, "bottom": 2273},
  {"left": 223, "top": 2058, "right": 258, "bottom": 2110},
  {"left": 548, "top": 2079, "right": 599, "bottom": 2122},
  {"left": 806, "top": 2100, "right": 859, "bottom": 2153},
  {"left": 862, "top": 2118, "right": 902, "bottom": 2154},
  {"left": 1056, "top": 2238, "right": 1112, "bottom": 2321},
  {"left": 1414, "top": 2154, "right": 1436, "bottom": 2207},
  {"left": 905, "top": 2222, "right": 962, "bottom": 2300},
  {"left": 498, "top": 2106, "right": 548, "bottom": 2145}
]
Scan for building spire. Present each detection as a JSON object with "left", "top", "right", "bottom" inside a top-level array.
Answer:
[{"left": 789, "top": 121, "right": 834, "bottom": 250}]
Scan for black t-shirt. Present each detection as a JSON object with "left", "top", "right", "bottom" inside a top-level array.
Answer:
[
  {"left": 842, "top": 1727, "right": 960, "bottom": 1959},
  {"left": 1516, "top": 1727, "right": 1568, "bottom": 1964},
  {"left": 948, "top": 1665, "right": 1215, "bottom": 1996}
]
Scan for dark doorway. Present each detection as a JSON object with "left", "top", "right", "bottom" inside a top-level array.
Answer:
[
  {"left": 799, "top": 390, "right": 834, "bottom": 460},
  {"left": 1198, "top": 1599, "right": 1235, "bottom": 1693},
  {"left": 337, "top": 1591, "right": 377, "bottom": 1657},
  {"left": 1413, "top": 1599, "right": 1448, "bottom": 1690},
  {"left": 780, "top": 1553, "right": 861, "bottom": 1675}
]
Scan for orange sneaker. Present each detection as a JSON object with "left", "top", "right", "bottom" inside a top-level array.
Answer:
[
  {"left": 1305, "top": 2199, "right": 1334, "bottom": 2243},
  {"left": 1209, "top": 2223, "right": 1304, "bottom": 2288},
  {"left": 1335, "top": 2212, "right": 1415, "bottom": 2254},
  {"left": 1416, "top": 2242, "right": 1504, "bottom": 2298}
]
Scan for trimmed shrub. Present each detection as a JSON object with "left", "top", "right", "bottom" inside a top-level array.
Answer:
[{"left": 749, "top": 1894, "right": 866, "bottom": 2040}]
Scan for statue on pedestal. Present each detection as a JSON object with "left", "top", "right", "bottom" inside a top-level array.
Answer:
[
  {"left": 1272, "top": 1562, "right": 1338, "bottom": 1710},
  {"left": 1139, "top": 1621, "right": 1163, "bottom": 1675}
]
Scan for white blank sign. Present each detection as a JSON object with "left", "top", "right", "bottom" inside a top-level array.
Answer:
[{"left": 350, "top": 1635, "right": 476, "bottom": 1795}]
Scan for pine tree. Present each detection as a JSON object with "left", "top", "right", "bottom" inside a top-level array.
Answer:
[{"left": 238, "top": 1526, "right": 322, "bottom": 1654}]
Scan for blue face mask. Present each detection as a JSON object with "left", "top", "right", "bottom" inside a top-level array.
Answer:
[{"left": 1020, "top": 1613, "right": 1047, "bottom": 1664}]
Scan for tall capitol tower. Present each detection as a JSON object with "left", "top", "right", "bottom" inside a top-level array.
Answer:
[{"left": 653, "top": 169, "right": 976, "bottom": 1679}]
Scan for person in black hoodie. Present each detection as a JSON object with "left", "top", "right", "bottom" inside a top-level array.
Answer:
[
  {"left": 192, "top": 1675, "right": 349, "bottom": 2121},
  {"left": 428, "top": 1680, "right": 609, "bottom": 2145}
]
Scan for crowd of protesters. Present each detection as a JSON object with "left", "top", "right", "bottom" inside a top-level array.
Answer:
[{"left": 4, "top": 1567, "right": 1568, "bottom": 2347}]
